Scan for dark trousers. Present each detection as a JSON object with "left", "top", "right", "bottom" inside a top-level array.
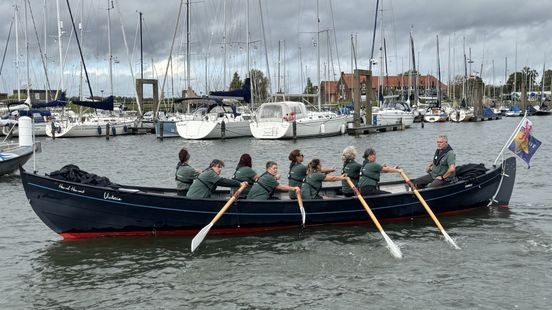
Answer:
[
  {"left": 411, "top": 174, "right": 449, "bottom": 189},
  {"left": 360, "top": 185, "right": 390, "bottom": 196}
]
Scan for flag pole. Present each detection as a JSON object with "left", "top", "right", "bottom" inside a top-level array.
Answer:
[{"left": 493, "top": 111, "right": 527, "bottom": 166}]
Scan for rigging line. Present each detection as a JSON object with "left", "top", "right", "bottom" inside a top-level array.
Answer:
[
  {"left": 27, "top": 0, "right": 53, "bottom": 94},
  {"left": 0, "top": 13, "right": 14, "bottom": 77},
  {"left": 66, "top": 0, "right": 94, "bottom": 100},
  {"left": 159, "top": 0, "right": 184, "bottom": 105},
  {"left": 328, "top": 0, "right": 340, "bottom": 76}
]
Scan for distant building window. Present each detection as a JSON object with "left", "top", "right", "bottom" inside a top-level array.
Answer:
[{"left": 35, "top": 93, "right": 40, "bottom": 100}]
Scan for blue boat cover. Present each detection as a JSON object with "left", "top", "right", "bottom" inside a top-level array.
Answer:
[
  {"left": 71, "top": 96, "right": 114, "bottom": 111},
  {"left": 209, "top": 78, "right": 251, "bottom": 103}
]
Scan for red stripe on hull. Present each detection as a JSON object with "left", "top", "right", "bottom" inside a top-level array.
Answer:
[{"left": 58, "top": 205, "right": 495, "bottom": 239}]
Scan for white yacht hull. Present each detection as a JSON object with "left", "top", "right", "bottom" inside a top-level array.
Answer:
[
  {"left": 176, "top": 119, "right": 251, "bottom": 139},
  {"left": 250, "top": 116, "right": 347, "bottom": 139},
  {"left": 45, "top": 119, "right": 135, "bottom": 138},
  {"left": 373, "top": 111, "right": 414, "bottom": 127}
]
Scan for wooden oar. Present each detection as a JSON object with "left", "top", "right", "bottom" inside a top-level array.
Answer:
[
  {"left": 346, "top": 178, "right": 402, "bottom": 259},
  {"left": 191, "top": 183, "right": 248, "bottom": 252},
  {"left": 296, "top": 189, "right": 306, "bottom": 226},
  {"left": 399, "top": 171, "right": 460, "bottom": 249}
]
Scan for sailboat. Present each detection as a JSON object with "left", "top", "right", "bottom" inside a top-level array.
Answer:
[
  {"left": 45, "top": 1, "right": 136, "bottom": 138},
  {"left": 175, "top": 79, "right": 253, "bottom": 140},
  {"left": 424, "top": 35, "right": 448, "bottom": 123}
]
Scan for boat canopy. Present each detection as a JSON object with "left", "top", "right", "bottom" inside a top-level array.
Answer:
[{"left": 256, "top": 101, "right": 308, "bottom": 121}]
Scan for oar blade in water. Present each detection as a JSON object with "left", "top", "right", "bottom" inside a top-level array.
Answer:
[
  {"left": 300, "top": 206, "right": 306, "bottom": 226},
  {"left": 381, "top": 231, "right": 403, "bottom": 259},
  {"left": 191, "top": 223, "right": 213, "bottom": 252},
  {"left": 442, "top": 230, "right": 461, "bottom": 250}
]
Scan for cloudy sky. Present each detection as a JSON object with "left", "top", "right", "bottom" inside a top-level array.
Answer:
[{"left": 0, "top": 0, "right": 550, "bottom": 98}]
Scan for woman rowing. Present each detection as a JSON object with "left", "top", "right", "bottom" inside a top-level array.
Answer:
[
  {"left": 187, "top": 159, "right": 248, "bottom": 198},
  {"left": 247, "top": 161, "right": 300, "bottom": 200},
  {"left": 301, "top": 159, "right": 347, "bottom": 200}
]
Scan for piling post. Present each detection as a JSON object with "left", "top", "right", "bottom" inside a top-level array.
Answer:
[
  {"left": 51, "top": 122, "right": 56, "bottom": 140},
  {"left": 159, "top": 121, "right": 164, "bottom": 141},
  {"left": 292, "top": 120, "right": 297, "bottom": 141},
  {"left": 106, "top": 123, "right": 110, "bottom": 140},
  {"left": 221, "top": 120, "right": 226, "bottom": 141}
]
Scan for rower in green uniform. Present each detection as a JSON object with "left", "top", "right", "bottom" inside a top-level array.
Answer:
[
  {"left": 175, "top": 148, "right": 200, "bottom": 196},
  {"left": 247, "top": 161, "right": 300, "bottom": 200},
  {"left": 231, "top": 153, "right": 260, "bottom": 197},
  {"left": 187, "top": 159, "right": 248, "bottom": 198},
  {"left": 287, "top": 149, "right": 307, "bottom": 199},
  {"left": 301, "top": 159, "right": 347, "bottom": 200},
  {"left": 340, "top": 146, "right": 362, "bottom": 197},
  {"left": 357, "top": 148, "right": 401, "bottom": 195},
  {"left": 288, "top": 149, "right": 336, "bottom": 199}
]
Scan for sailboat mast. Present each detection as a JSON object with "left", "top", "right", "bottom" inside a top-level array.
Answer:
[
  {"left": 223, "top": 0, "right": 226, "bottom": 89},
  {"left": 78, "top": 0, "right": 83, "bottom": 100},
  {"left": 107, "top": 0, "right": 113, "bottom": 96},
  {"left": 24, "top": 0, "right": 30, "bottom": 101},
  {"left": 15, "top": 4, "right": 20, "bottom": 101},
  {"left": 139, "top": 11, "right": 143, "bottom": 80},
  {"left": 379, "top": 0, "right": 384, "bottom": 105},
  {"left": 259, "top": 0, "right": 271, "bottom": 97},
  {"left": 410, "top": 29, "right": 418, "bottom": 106},
  {"left": 436, "top": 34, "right": 441, "bottom": 107},
  {"left": 186, "top": 0, "right": 190, "bottom": 92},
  {"left": 369, "top": 0, "right": 379, "bottom": 71},
  {"left": 43, "top": 0, "right": 48, "bottom": 101},
  {"left": 56, "top": 0, "right": 64, "bottom": 95},
  {"left": 316, "top": 0, "right": 321, "bottom": 110}
]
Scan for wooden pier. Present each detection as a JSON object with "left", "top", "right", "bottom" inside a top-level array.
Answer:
[{"left": 346, "top": 122, "right": 405, "bottom": 135}]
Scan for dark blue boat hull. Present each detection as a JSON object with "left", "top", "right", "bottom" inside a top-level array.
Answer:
[{"left": 20, "top": 157, "right": 516, "bottom": 238}]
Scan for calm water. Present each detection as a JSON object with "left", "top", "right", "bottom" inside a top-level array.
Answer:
[{"left": 1, "top": 117, "right": 551, "bottom": 309}]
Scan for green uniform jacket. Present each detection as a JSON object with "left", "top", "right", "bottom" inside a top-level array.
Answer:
[
  {"left": 288, "top": 162, "right": 307, "bottom": 199},
  {"left": 186, "top": 169, "right": 241, "bottom": 198},
  {"left": 431, "top": 149, "right": 456, "bottom": 179},
  {"left": 232, "top": 166, "right": 257, "bottom": 196},
  {"left": 341, "top": 159, "right": 361, "bottom": 195},
  {"left": 301, "top": 171, "right": 326, "bottom": 200},
  {"left": 358, "top": 161, "right": 383, "bottom": 188},
  {"left": 175, "top": 163, "right": 199, "bottom": 192},
  {"left": 247, "top": 172, "right": 279, "bottom": 200}
]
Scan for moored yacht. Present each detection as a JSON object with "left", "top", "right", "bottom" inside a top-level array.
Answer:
[
  {"left": 175, "top": 99, "right": 252, "bottom": 140},
  {"left": 249, "top": 101, "right": 346, "bottom": 139}
]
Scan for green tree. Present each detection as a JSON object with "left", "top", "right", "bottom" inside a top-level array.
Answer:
[
  {"left": 303, "top": 77, "right": 316, "bottom": 94},
  {"left": 250, "top": 68, "right": 269, "bottom": 104},
  {"left": 229, "top": 72, "right": 243, "bottom": 90},
  {"left": 506, "top": 67, "right": 538, "bottom": 93}
]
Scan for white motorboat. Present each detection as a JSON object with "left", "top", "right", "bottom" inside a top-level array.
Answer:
[
  {"left": 0, "top": 117, "right": 36, "bottom": 176},
  {"left": 176, "top": 100, "right": 252, "bottom": 140},
  {"left": 448, "top": 107, "right": 474, "bottom": 122},
  {"left": 371, "top": 101, "right": 414, "bottom": 127},
  {"left": 250, "top": 101, "right": 347, "bottom": 139},
  {"left": 423, "top": 107, "right": 448, "bottom": 123}
]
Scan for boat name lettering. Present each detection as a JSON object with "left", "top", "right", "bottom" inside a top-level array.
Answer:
[
  {"left": 58, "top": 184, "right": 85, "bottom": 194},
  {"left": 104, "top": 192, "right": 122, "bottom": 201}
]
